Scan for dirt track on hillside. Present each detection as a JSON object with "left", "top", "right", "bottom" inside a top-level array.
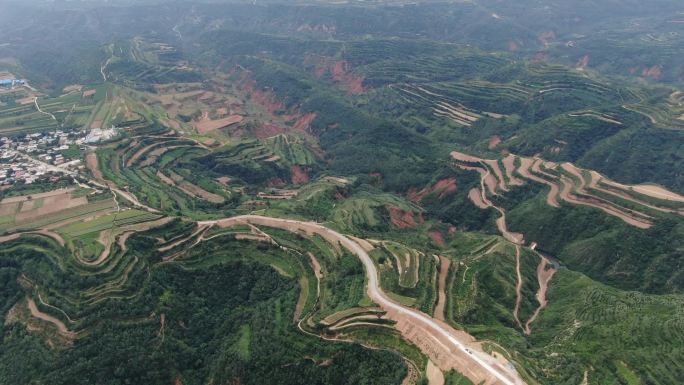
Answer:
[
  {"left": 524, "top": 255, "right": 556, "bottom": 335},
  {"left": 86, "top": 152, "right": 104, "bottom": 181},
  {"left": 27, "top": 297, "right": 76, "bottom": 338},
  {"left": 464, "top": 168, "right": 523, "bottom": 244},
  {"left": 434, "top": 256, "right": 451, "bottom": 321},
  {"left": 512, "top": 246, "right": 524, "bottom": 331}
]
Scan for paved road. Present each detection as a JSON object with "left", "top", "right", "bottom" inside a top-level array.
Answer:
[{"left": 201, "top": 215, "right": 526, "bottom": 385}]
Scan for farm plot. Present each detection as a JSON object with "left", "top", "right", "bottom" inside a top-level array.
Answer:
[
  {"left": 0, "top": 188, "right": 117, "bottom": 232},
  {"left": 382, "top": 242, "right": 423, "bottom": 288},
  {"left": 56, "top": 209, "right": 161, "bottom": 238}
]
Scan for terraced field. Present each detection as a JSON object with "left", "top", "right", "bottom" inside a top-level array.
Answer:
[
  {"left": 450, "top": 150, "right": 683, "bottom": 234},
  {"left": 2, "top": 3, "right": 684, "bottom": 384},
  {"left": 0, "top": 188, "right": 119, "bottom": 233}
]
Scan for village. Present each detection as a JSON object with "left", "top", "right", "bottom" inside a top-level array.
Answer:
[{"left": 0, "top": 127, "right": 118, "bottom": 186}]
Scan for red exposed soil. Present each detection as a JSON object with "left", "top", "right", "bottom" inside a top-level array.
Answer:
[
  {"left": 86, "top": 152, "right": 103, "bottom": 181},
  {"left": 293, "top": 112, "right": 317, "bottom": 131},
  {"left": 239, "top": 79, "right": 285, "bottom": 114},
  {"left": 314, "top": 65, "right": 327, "bottom": 78},
  {"left": 346, "top": 76, "right": 365, "bottom": 95},
  {"left": 508, "top": 41, "right": 520, "bottom": 52},
  {"left": 267, "top": 178, "right": 287, "bottom": 187},
  {"left": 388, "top": 207, "right": 423, "bottom": 229},
  {"left": 313, "top": 58, "right": 366, "bottom": 95},
  {"left": 407, "top": 178, "right": 457, "bottom": 203},
  {"left": 174, "top": 376, "right": 183, "bottom": 385},
  {"left": 291, "top": 165, "right": 310, "bottom": 185},
  {"left": 194, "top": 114, "right": 243, "bottom": 134},
  {"left": 642, "top": 65, "right": 662, "bottom": 79},
  {"left": 576, "top": 55, "right": 590, "bottom": 70},
  {"left": 533, "top": 51, "right": 549, "bottom": 62},
  {"left": 331, "top": 61, "right": 365, "bottom": 95},
  {"left": 235, "top": 68, "right": 319, "bottom": 136},
  {"left": 428, "top": 230, "right": 446, "bottom": 247},
  {"left": 538, "top": 31, "right": 556, "bottom": 47},
  {"left": 468, "top": 187, "right": 490, "bottom": 209},
  {"left": 488, "top": 135, "right": 502, "bottom": 150},
  {"left": 255, "top": 123, "right": 287, "bottom": 139}
]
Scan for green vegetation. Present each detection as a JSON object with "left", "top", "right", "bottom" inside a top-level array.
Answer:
[
  {"left": 1, "top": 1, "right": 684, "bottom": 384},
  {"left": 0, "top": 223, "right": 408, "bottom": 385}
]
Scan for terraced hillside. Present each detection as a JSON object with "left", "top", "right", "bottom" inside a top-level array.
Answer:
[
  {"left": 444, "top": 149, "right": 684, "bottom": 292},
  {"left": 0, "top": 1, "right": 683, "bottom": 385}
]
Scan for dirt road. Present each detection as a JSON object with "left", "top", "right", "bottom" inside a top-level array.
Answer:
[
  {"left": 434, "top": 256, "right": 451, "bottom": 321},
  {"left": 512, "top": 246, "right": 524, "bottom": 331},
  {"left": 202, "top": 215, "right": 526, "bottom": 385},
  {"left": 524, "top": 254, "right": 556, "bottom": 335},
  {"left": 27, "top": 297, "right": 75, "bottom": 338},
  {"left": 34, "top": 97, "right": 57, "bottom": 121}
]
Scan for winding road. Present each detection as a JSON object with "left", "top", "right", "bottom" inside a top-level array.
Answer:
[
  {"left": 33, "top": 97, "right": 57, "bottom": 121},
  {"left": 201, "top": 215, "right": 526, "bottom": 385}
]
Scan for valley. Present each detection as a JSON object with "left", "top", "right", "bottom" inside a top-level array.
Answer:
[{"left": 0, "top": 1, "right": 683, "bottom": 384}]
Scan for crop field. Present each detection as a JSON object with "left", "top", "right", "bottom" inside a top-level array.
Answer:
[
  {"left": 84, "top": 85, "right": 148, "bottom": 130},
  {"left": 0, "top": 188, "right": 119, "bottom": 233},
  {"left": 104, "top": 37, "right": 201, "bottom": 86},
  {"left": 0, "top": 81, "right": 162, "bottom": 136},
  {"left": 0, "top": 100, "right": 60, "bottom": 135},
  {"left": 56, "top": 209, "right": 160, "bottom": 238},
  {"left": 92, "top": 135, "right": 242, "bottom": 216},
  {"left": 146, "top": 81, "right": 245, "bottom": 136},
  {"left": 1, "top": 2, "right": 684, "bottom": 384},
  {"left": 264, "top": 134, "right": 318, "bottom": 166}
]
